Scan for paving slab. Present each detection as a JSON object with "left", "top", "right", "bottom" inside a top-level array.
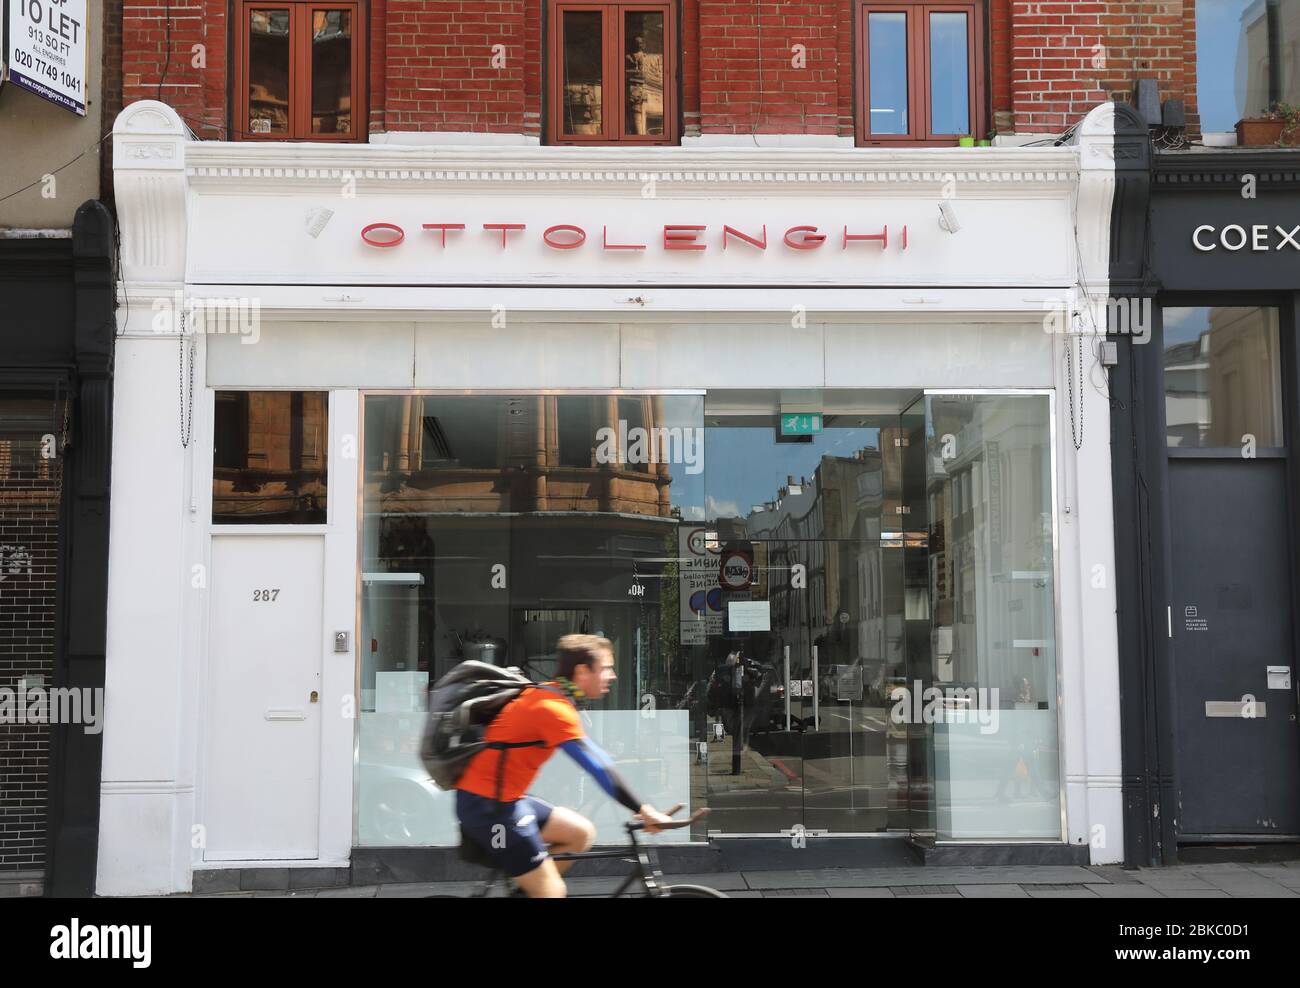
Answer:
[
  {"left": 1192, "top": 875, "right": 1298, "bottom": 898},
  {"left": 377, "top": 882, "right": 466, "bottom": 898},
  {"left": 1024, "top": 887, "right": 1100, "bottom": 898},
  {"left": 1089, "top": 884, "right": 1167, "bottom": 898},
  {"left": 955, "top": 884, "right": 1030, "bottom": 898},
  {"left": 1131, "top": 873, "right": 1218, "bottom": 890},
  {"left": 664, "top": 872, "right": 749, "bottom": 891},
  {"left": 1245, "top": 865, "right": 1300, "bottom": 887},
  {"left": 563, "top": 877, "right": 640, "bottom": 896},
  {"left": 316, "top": 886, "right": 381, "bottom": 898},
  {"left": 741, "top": 866, "right": 1102, "bottom": 889},
  {"left": 1157, "top": 889, "right": 1232, "bottom": 898},
  {"left": 826, "top": 887, "right": 897, "bottom": 898}
]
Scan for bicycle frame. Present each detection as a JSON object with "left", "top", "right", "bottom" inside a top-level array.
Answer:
[{"left": 471, "top": 825, "right": 673, "bottom": 898}]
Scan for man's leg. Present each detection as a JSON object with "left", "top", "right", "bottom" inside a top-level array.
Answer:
[
  {"left": 514, "top": 857, "right": 567, "bottom": 898},
  {"left": 540, "top": 806, "right": 596, "bottom": 877}
]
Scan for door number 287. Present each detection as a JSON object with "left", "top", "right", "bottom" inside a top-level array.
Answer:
[{"left": 253, "top": 588, "right": 281, "bottom": 601}]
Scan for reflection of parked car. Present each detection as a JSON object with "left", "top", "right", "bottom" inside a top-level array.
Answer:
[
  {"left": 819, "top": 662, "right": 866, "bottom": 703},
  {"left": 357, "top": 757, "right": 444, "bottom": 845}
]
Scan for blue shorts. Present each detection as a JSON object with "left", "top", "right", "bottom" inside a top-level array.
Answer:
[{"left": 455, "top": 790, "right": 556, "bottom": 878}]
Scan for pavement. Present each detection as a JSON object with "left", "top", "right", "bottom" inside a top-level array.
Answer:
[{"left": 181, "top": 861, "right": 1300, "bottom": 898}]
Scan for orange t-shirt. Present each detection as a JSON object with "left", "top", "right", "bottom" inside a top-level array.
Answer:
[{"left": 456, "top": 685, "right": 585, "bottom": 802}]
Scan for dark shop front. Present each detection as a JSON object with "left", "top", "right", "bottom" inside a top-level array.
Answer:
[{"left": 1112, "top": 147, "right": 1300, "bottom": 866}]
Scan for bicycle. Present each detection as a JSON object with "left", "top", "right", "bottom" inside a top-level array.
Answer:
[{"left": 431, "top": 805, "right": 728, "bottom": 898}]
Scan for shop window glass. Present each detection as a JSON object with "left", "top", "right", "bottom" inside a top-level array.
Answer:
[
  {"left": 1196, "top": 0, "right": 1300, "bottom": 134},
  {"left": 557, "top": 396, "right": 596, "bottom": 468},
  {"left": 1163, "top": 306, "right": 1284, "bottom": 449},
  {"left": 549, "top": 2, "right": 678, "bottom": 144},
  {"left": 311, "top": 9, "right": 353, "bottom": 135},
  {"left": 915, "top": 394, "right": 1060, "bottom": 839},
  {"left": 868, "top": 12, "right": 909, "bottom": 134},
  {"left": 236, "top": 1, "right": 364, "bottom": 141},
  {"left": 859, "top": 1, "right": 984, "bottom": 144},
  {"left": 355, "top": 391, "right": 1061, "bottom": 846},
  {"left": 212, "top": 391, "right": 328, "bottom": 524}
]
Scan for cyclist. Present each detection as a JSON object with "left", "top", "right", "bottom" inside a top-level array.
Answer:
[{"left": 455, "top": 633, "right": 676, "bottom": 898}]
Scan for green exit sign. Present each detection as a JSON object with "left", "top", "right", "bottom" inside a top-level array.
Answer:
[{"left": 781, "top": 413, "right": 823, "bottom": 436}]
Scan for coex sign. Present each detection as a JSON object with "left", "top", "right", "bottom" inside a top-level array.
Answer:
[
  {"left": 1152, "top": 191, "right": 1300, "bottom": 293},
  {"left": 5, "top": 0, "right": 87, "bottom": 115},
  {"left": 1191, "top": 223, "right": 1300, "bottom": 252}
]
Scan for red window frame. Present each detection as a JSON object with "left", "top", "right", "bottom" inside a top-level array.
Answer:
[
  {"left": 547, "top": 1, "right": 679, "bottom": 146},
  {"left": 856, "top": 1, "right": 985, "bottom": 146},
  {"left": 233, "top": 0, "right": 366, "bottom": 142}
]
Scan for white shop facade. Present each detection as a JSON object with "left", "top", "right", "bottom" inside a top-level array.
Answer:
[{"left": 98, "top": 100, "right": 1126, "bottom": 895}]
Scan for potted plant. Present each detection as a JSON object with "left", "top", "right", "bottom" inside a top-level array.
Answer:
[
  {"left": 957, "top": 135, "right": 975, "bottom": 147},
  {"left": 1274, "top": 102, "right": 1300, "bottom": 146},
  {"left": 1235, "top": 102, "right": 1297, "bottom": 146}
]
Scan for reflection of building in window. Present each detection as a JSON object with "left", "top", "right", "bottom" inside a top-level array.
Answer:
[
  {"left": 360, "top": 394, "right": 684, "bottom": 702},
  {"left": 366, "top": 395, "right": 673, "bottom": 516},
  {"left": 311, "top": 10, "right": 353, "bottom": 134},
  {"left": 212, "top": 391, "right": 328, "bottom": 523},
  {"left": 927, "top": 400, "right": 1054, "bottom": 707},
  {"left": 1164, "top": 307, "right": 1282, "bottom": 448},
  {"left": 624, "top": 29, "right": 665, "bottom": 135},
  {"left": 248, "top": 9, "right": 291, "bottom": 133},
  {"left": 1240, "top": 0, "right": 1300, "bottom": 117}
]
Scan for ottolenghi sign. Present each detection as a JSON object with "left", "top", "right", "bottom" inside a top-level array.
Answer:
[{"left": 5, "top": 0, "right": 88, "bottom": 115}]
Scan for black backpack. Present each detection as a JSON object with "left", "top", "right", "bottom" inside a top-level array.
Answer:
[{"left": 420, "top": 660, "right": 548, "bottom": 791}]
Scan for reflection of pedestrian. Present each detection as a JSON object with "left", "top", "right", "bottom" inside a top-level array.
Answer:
[
  {"left": 994, "top": 690, "right": 1049, "bottom": 802},
  {"left": 706, "top": 652, "right": 746, "bottom": 773}
]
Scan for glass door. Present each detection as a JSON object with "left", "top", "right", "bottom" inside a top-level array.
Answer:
[{"left": 904, "top": 392, "right": 1063, "bottom": 843}]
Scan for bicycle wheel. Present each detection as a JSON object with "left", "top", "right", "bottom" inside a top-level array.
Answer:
[{"left": 660, "top": 884, "right": 729, "bottom": 898}]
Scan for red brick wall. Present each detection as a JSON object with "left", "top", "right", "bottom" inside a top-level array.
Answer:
[
  {"left": 114, "top": 0, "right": 1203, "bottom": 141},
  {"left": 101, "top": 0, "right": 124, "bottom": 211},
  {"left": 697, "top": 1, "right": 842, "bottom": 136},
  {"left": 380, "top": 0, "right": 527, "bottom": 133},
  {"left": 1010, "top": 1, "right": 1108, "bottom": 133},
  {"left": 122, "top": 0, "right": 227, "bottom": 137}
]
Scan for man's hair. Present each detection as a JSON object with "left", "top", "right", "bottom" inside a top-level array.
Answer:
[{"left": 556, "top": 634, "right": 613, "bottom": 680}]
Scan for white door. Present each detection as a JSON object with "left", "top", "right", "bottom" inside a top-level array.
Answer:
[{"left": 205, "top": 535, "right": 324, "bottom": 860}]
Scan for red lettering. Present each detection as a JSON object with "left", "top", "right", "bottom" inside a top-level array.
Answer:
[
  {"left": 361, "top": 222, "right": 405, "bottom": 248},
  {"left": 722, "top": 225, "right": 767, "bottom": 250},
  {"left": 603, "top": 226, "right": 647, "bottom": 250},
  {"left": 664, "top": 225, "right": 707, "bottom": 251},
  {"left": 543, "top": 224, "right": 587, "bottom": 250},
  {"left": 783, "top": 226, "right": 826, "bottom": 250},
  {"left": 843, "top": 226, "right": 888, "bottom": 250},
  {"left": 483, "top": 223, "right": 526, "bottom": 247},
  {"left": 421, "top": 223, "right": 465, "bottom": 248}
]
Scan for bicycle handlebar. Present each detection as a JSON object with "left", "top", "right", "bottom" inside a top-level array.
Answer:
[{"left": 626, "top": 805, "right": 709, "bottom": 832}]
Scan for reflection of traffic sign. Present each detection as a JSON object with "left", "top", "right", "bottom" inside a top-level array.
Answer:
[
  {"left": 781, "top": 413, "right": 822, "bottom": 436},
  {"left": 718, "top": 549, "right": 753, "bottom": 590},
  {"left": 689, "top": 586, "right": 724, "bottom": 615}
]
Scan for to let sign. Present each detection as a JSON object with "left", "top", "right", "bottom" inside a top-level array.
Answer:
[{"left": 6, "top": 0, "right": 87, "bottom": 115}]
